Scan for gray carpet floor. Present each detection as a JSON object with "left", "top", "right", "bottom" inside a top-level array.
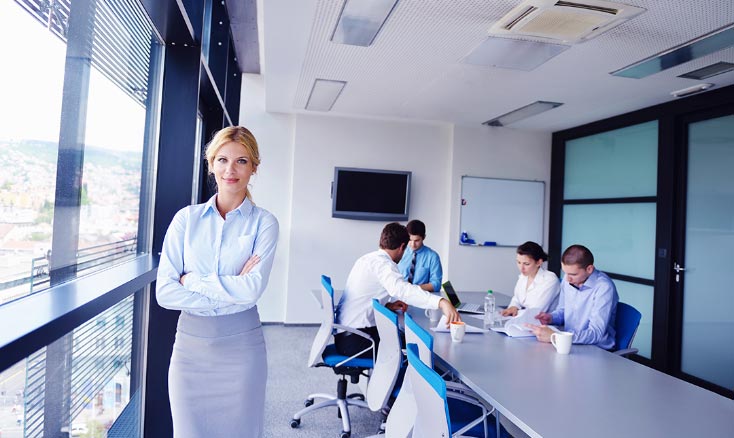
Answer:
[{"left": 262, "top": 324, "right": 383, "bottom": 438}]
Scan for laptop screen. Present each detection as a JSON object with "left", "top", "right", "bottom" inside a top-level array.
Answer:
[{"left": 442, "top": 281, "right": 462, "bottom": 307}]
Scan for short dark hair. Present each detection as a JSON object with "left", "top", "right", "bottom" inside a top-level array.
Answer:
[
  {"left": 406, "top": 219, "right": 426, "bottom": 238},
  {"left": 561, "top": 244, "right": 594, "bottom": 268},
  {"left": 380, "top": 222, "right": 409, "bottom": 250},
  {"left": 517, "top": 241, "right": 548, "bottom": 262}
]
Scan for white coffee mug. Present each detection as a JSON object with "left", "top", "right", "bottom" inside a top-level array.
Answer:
[
  {"left": 425, "top": 308, "right": 441, "bottom": 322},
  {"left": 450, "top": 321, "right": 466, "bottom": 343},
  {"left": 550, "top": 331, "right": 573, "bottom": 354}
]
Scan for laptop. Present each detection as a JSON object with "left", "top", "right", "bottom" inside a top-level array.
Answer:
[{"left": 441, "top": 281, "right": 484, "bottom": 314}]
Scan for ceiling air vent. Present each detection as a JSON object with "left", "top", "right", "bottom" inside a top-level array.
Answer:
[{"left": 490, "top": 0, "right": 645, "bottom": 44}]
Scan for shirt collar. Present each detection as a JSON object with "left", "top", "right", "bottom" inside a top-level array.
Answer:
[
  {"left": 519, "top": 266, "right": 547, "bottom": 280},
  {"left": 201, "top": 194, "right": 253, "bottom": 218},
  {"left": 573, "top": 268, "right": 599, "bottom": 291}
]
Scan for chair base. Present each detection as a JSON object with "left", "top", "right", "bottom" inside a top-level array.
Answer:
[{"left": 291, "top": 377, "right": 370, "bottom": 438}]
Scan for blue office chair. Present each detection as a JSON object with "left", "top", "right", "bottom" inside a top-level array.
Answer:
[
  {"left": 404, "top": 313, "right": 495, "bottom": 438},
  {"left": 405, "top": 342, "right": 488, "bottom": 438},
  {"left": 290, "top": 275, "right": 374, "bottom": 438},
  {"left": 613, "top": 302, "right": 642, "bottom": 357},
  {"left": 366, "top": 300, "right": 404, "bottom": 413}
]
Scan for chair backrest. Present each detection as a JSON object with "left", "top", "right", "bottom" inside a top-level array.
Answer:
[
  {"left": 366, "top": 299, "right": 403, "bottom": 411},
  {"left": 406, "top": 343, "right": 451, "bottom": 438},
  {"left": 405, "top": 313, "right": 434, "bottom": 368},
  {"left": 614, "top": 302, "right": 642, "bottom": 351},
  {"left": 381, "top": 312, "right": 433, "bottom": 438},
  {"left": 307, "top": 275, "right": 337, "bottom": 367}
]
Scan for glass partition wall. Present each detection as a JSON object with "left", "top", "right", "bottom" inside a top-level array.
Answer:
[
  {"left": 552, "top": 87, "right": 734, "bottom": 398},
  {"left": 559, "top": 121, "right": 659, "bottom": 359}
]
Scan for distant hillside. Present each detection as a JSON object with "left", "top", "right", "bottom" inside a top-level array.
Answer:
[{"left": 4, "top": 139, "right": 142, "bottom": 171}]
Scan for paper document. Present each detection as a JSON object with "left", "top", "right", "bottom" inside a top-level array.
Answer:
[
  {"left": 490, "top": 308, "right": 541, "bottom": 337},
  {"left": 464, "top": 312, "right": 512, "bottom": 323},
  {"left": 431, "top": 315, "right": 488, "bottom": 333}
]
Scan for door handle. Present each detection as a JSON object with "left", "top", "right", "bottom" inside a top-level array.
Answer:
[{"left": 674, "top": 262, "right": 686, "bottom": 283}]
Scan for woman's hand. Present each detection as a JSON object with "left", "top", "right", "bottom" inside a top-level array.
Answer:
[
  {"left": 239, "top": 254, "right": 261, "bottom": 275},
  {"left": 501, "top": 306, "right": 519, "bottom": 317}
]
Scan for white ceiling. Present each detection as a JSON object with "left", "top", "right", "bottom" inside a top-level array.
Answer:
[{"left": 255, "top": 0, "right": 734, "bottom": 131}]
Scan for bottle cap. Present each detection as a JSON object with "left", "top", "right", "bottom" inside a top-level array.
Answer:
[{"left": 487, "top": 289, "right": 493, "bottom": 294}]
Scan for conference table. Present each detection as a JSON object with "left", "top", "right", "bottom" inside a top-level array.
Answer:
[{"left": 410, "top": 291, "right": 734, "bottom": 438}]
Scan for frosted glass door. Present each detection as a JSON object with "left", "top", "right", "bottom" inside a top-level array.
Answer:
[{"left": 680, "top": 114, "right": 734, "bottom": 389}]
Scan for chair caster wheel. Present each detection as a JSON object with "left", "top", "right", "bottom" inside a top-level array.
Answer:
[
  {"left": 290, "top": 419, "right": 301, "bottom": 428},
  {"left": 304, "top": 398, "right": 314, "bottom": 407},
  {"left": 340, "top": 432, "right": 350, "bottom": 438}
]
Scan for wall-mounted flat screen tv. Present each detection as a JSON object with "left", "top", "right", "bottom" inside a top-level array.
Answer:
[{"left": 332, "top": 167, "right": 411, "bottom": 221}]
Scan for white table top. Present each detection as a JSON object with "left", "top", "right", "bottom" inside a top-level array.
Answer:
[{"left": 413, "top": 292, "right": 734, "bottom": 438}]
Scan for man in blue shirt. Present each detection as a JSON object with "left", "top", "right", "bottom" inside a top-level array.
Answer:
[
  {"left": 397, "top": 220, "right": 443, "bottom": 292},
  {"left": 527, "top": 244, "right": 618, "bottom": 349}
]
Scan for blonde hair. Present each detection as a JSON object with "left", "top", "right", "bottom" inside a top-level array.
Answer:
[{"left": 204, "top": 126, "right": 261, "bottom": 201}]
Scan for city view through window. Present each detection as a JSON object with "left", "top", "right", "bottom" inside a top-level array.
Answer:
[{"left": 1, "top": 2, "right": 151, "bottom": 437}]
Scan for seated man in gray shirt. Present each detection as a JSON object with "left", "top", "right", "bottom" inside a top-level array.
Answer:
[{"left": 335, "top": 222, "right": 460, "bottom": 358}]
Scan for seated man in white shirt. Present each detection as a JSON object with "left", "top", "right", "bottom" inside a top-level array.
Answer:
[{"left": 335, "top": 222, "right": 460, "bottom": 358}]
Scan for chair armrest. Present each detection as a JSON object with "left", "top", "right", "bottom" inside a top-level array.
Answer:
[
  {"left": 332, "top": 323, "right": 376, "bottom": 364},
  {"left": 614, "top": 347, "right": 638, "bottom": 357}
]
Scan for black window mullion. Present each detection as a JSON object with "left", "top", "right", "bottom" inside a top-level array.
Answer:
[{"left": 563, "top": 196, "right": 657, "bottom": 205}]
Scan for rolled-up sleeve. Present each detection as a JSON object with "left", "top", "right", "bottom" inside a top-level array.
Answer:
[
  {"left": 375, "top": 257, "right": 442, "bottom": 309},
  {"left": 428, "top": 251, "right": 443, "bottom": 293}
]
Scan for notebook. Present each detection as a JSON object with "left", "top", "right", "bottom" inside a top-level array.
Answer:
[{"left": 442, "top": 281, "right": 484, "bottom": 314}]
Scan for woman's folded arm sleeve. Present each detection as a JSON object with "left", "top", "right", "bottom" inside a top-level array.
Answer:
[
  {"left": 155, "top": 210, "right": 227, "bottom": 312},
  {"left": 184, "top": 215, "right": 279, "bottom": 306}
]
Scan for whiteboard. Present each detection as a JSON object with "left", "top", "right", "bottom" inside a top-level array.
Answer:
[{"left": 460, "top": 176, "right": 544, "bottom": 247}]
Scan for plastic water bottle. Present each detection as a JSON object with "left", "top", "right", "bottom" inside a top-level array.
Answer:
[{"left": 484, "top": 290, "right": 496, "bottom": 328}]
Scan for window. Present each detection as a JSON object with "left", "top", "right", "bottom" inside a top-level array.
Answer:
[
  {"left": 0, "top": 1, "right": 163, "bottom": 436},
  {"left": 0, "top": 0, "right": 161, "bottom": 305}
]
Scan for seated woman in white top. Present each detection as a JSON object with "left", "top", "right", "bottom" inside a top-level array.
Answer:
[{"left": 501, "top": 241, "right": 560, "bottom": 317}]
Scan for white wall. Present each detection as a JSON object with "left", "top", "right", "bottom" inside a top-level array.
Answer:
[
  {"left": 241, "top": 77, "right": 553, "bottom": 323},
  {"left": 284, "top": 115, "right": 453, "bottom": 323},
  {"left": 240, "top": 74, "right": 294, "bottom": 322},
  {"left": 445, "top": 125, "right": 552, "bottom": 295}
]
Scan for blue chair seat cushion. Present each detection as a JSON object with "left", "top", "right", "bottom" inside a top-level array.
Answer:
[
  {"left": 447, "top": 399, "right": 511, "bottom": 438},
  {"left": 322, "top": 344, "right": 373, "bottom": 368}
]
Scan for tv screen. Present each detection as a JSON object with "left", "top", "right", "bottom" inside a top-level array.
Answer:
[{"left": 332, "top": 167, "right": 411, "bottom": 221}]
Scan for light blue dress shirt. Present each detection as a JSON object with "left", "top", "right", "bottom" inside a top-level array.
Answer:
[
  {"left": 549, "top": 269, "right": 618, "bottom": 349},
  {"left": 397, "top": 244, "right": 443, "bottom": 292},
  {"left": 156, "top": 195, "right": 279, "bottom": 316}
]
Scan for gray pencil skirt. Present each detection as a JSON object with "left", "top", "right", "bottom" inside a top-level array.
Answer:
[{"left": 169, "top": 307, "right": 267, "bottom": 438}]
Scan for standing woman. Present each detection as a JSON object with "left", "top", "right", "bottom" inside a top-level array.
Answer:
[
  {"left": 501, "top": 241, "right": 559, "bottom": 317},
  {"left": 156, "top": 126, "right": 278, "bottom": 438}
]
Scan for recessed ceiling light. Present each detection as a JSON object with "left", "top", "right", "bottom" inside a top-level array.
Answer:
[
  {"left": 483, "top": 101, "right": 563, "bottom": 127},
  {"left": 463, "top": 37, "right": 569, "bottom": 71},
  {"left": 611, "top": 24, "right": 734, "bottom": 79},
  {"left": 305, "top": 79, "right": 347, "bottom": 111},
  {"left": 331, "top": 0, "right": 399, "bottom": 47}
]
